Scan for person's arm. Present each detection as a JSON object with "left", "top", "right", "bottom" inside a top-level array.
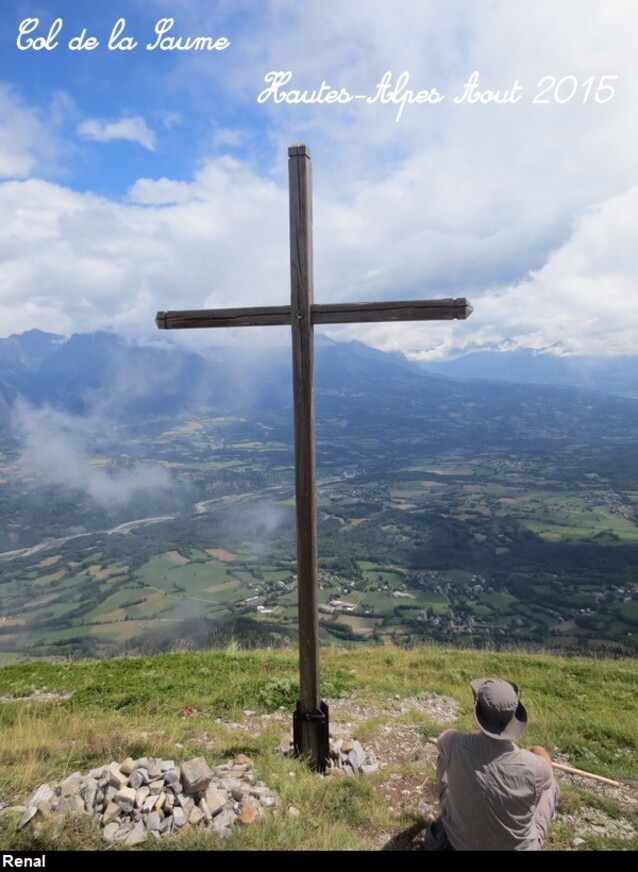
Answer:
[
  {"left": 526, "top": 744, "right": 556, "bottom": 796},
  {"left": 527, "top": 745, "right": 552, "bottom": 766},
  {"left": 436, "top": 729, "right": 458, "bottom": 808}
]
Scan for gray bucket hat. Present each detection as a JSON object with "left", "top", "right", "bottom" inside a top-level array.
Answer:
[{"left": 470, "top": 678, "right": 528, "bottom": 741}]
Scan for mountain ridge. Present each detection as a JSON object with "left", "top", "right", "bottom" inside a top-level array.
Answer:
[
  {"left": 422, "top": 347, "right": 638, "bottom": 397},
  {"left": 3, "top": 328, "right": 638, "bottom": 417}
]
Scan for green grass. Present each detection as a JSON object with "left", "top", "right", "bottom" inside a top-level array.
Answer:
[{"left": 0, "top": 644, "right": 636, "bottom": 851}]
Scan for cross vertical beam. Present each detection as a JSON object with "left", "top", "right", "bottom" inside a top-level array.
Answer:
[
  {"left": 155, "top": 143, "right": 473, "bottom": 774},
  {"left": 288, "top": 145, "right": 328, "bottom": 769}
]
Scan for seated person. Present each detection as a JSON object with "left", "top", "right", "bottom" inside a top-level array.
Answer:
[{"left": 423, "top": 677, "right": 558, "bottom": 851}]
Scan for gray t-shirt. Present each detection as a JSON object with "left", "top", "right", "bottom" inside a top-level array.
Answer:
[{"left": 437, "top": 730, "right": 555, "bottom": 851}]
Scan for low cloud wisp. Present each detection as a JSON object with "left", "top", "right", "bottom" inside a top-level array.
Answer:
[{"left": 12, "top": 400, "right": 172, "bottom": 507}]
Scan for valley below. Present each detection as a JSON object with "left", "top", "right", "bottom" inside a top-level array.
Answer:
[{"left": 1, "top": 332, "right": 638, "bottom": 661}]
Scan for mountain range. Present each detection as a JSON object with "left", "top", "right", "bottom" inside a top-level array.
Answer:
[
  {"left": 423, "top": 348, "right": 638, "bottom": 397},
  {"left": 2, "top": 328, "right": 638, "bottom": 423}
]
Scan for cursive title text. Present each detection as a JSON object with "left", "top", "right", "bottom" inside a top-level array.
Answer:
[{"left": 16, "top": 17, "right": 230, "bottom": 52}]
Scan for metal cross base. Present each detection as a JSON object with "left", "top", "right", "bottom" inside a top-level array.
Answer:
[{"left": 293, "top": 699, "right": 330, "bottom": 772}]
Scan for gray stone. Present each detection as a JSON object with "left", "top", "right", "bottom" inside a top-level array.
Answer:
[
  {"left": 29, "top": 785, "right": 54, "bottom": 806},
  {"left": 146, "top": 811, "right": 161, "bottom": 832},
  {"left": 147, "top": 758, "right": 162, "bottom": 780},
  {"left": 60, "top": 772, "right": 84, "bottom": 797},
  {"left": 103, "top": 785, "right": 117, "bottom": 804},
  {"left": 17, "top": 806, "right": 38, "bottom": 829},
  {"left": 347, "top": 740, "right": 367, "bottom": 772},
  {"left": 181, "top": 757, "right": 212, "bottom": 794},
  {"left": 152, "top": 791, "right": 166, "bottom": 811},
  {"left": 189, "top": 806, "right": 205, "bottom": 826},
  {"left": 212, "top": 808, "right": 236, "bottom": 836},
  {"left": 125, "top": 820, "right": 148, "bottom": 847},
  {"left": 107, "top": 763, "right": 128, "bottom": 789},
  {"left": 198, "top": 798, "right": 212, "bottom": 823},
  {"left": 178, "top": 795, "right": 195, "bottom": 817},
  {"left": 204, "top": 787, "right": 227, "bottom": 816},
  {"left": 102, "top": 822, "right": 121, "bottom": 842},
  {"left": 69, "top": 795, "right": 85, "bottom": 814},
  {"left": 164, "top": 766, "right": 182, "bottom": 784},
  {"left": 128, "top": 769, "right": 144, "bottom": 790},
  {"left": 120, "top": 757, "right": 135, "bottom": 776},
  {"left": 102, "top": 801, "right": 121, "bottom": 825},
  {"left": 53, "top": 796, "right": 70, "bottom": 814},
  {"left": 164, "top": 767, "right": 181, "bottom": 786},
  {"left": 141, "top": 795, "right": 157, "bottom": 813},
  {"left": 83, "top": 784, "right": 97, "bottom": 813},
  {"left": 108, "top": 823, "right": 131, "bottom": 842},
  {"left": 278, "top": 733, "right": 293, "bottom": 755},
  {"left": 172, "top": 807, "right": 186, "bottom": 828},
  {"left": 135, "top": 786, "right": 150, "bottom": 807},
  {"left": 114, "top": 786, "right": 136, "bottom": 813}
]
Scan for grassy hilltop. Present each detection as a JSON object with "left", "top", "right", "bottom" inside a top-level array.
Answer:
[{"left": 0, "top": 643, "right": 636, "bottom": 851}]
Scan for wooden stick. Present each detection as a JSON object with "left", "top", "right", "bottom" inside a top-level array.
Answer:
[
  {"left": 427, "top": 738, "right": 621, "bottom": 787},
  {"left": 550, "top": 762, "right": 621, "bottom": 787}
]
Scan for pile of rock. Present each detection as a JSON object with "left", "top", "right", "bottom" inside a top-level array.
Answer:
[
  {"left": 10, "top": 754, "right": 280, "bottom": 846},
  {"left": 276, "top": 733, "right": 379, "bottom": 776}
]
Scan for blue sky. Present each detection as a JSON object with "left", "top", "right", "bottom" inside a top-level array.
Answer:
[{"left": 0, "top": 1, "right": 637, "bottom": 360}]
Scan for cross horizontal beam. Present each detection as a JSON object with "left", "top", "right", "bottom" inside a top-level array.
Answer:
[{"left": 155, "top": 297, "right": 473, "bottom": 330}]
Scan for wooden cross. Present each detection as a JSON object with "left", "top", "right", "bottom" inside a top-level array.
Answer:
[{"left": 156, "top": 144, "right": 473, "bottom": 770}]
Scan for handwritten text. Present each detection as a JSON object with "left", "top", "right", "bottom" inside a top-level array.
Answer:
[
  {"left": 16, "top": 17, "right": 230, "bottom": 53},
  {"left": 258, "top": 70, "right": 619, "bottom": 120}
]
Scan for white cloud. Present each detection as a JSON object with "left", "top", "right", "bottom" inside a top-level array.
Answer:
[
  {"left": 77, "top": 116, "right": 157, "bottom": 151},
  {"left": 0, "top": 158, "right": 289, "bottom": 339},
  {"left": 348, "top": 185, "right": 638, "bottom": 361},
  {"left": 475, "top": 186, "right": 638, "bottom": 357},
  {"left": 0, "top": 84, "right": 66, "bottom": 179},
  {"left": 1, "top": 1, "right": 637, "bottom": 359},
  {"left": 156, "top": 110, "right": 183, "bottom": 129},
  {"left": 128, "top": 177, "right": 192, "bottom": 205},
  {"left": 1, "top": 139, "right": 637, "bottom": 358},
  {"left": 12, "top": 400, "right": 172, "bottom": 507}
]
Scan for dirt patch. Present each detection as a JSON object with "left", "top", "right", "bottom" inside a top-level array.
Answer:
[
  {"left": 0, "top": 691, "right": 74, "bottom": 703},
  {"left": 335, "top": 615, "right": 383, "bottom": 636},
  {"left": 205, "top": 549, "right": 238, "bottom": 562},
  {"left": 36, "top": 555, "right": 62, "bottom": 569}
]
